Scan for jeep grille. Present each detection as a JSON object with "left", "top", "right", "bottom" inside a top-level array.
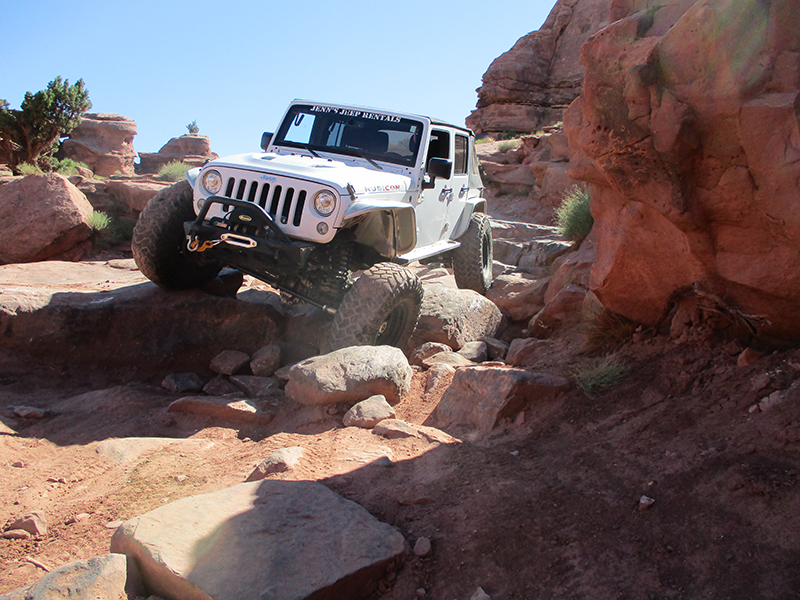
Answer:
[{"left": 224, "top": 176, "right": 307, "bottom": 228}]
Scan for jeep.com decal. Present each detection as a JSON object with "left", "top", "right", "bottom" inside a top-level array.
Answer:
[
  {"left": 310, "top": 105, "right": 401, "bottom": 123},
  {"left": 364, "top": 184, "right": 402, "bottom": 193}
]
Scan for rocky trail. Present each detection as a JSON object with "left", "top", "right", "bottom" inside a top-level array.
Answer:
[{"left": 1, "top": 236, "right": 800, "bottom": 599}]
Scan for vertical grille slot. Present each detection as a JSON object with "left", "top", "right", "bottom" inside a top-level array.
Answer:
[
  {"left": 236, "top": 180, "right": 247, "bottom": 200},
  {"left": 258, "top": 184, "right": 270, "bottom": 208},
  {"left": 269, "top": 186, "right": 282, "bottom": 216},
  {"left": 293, "top": 191, "right": 306, "bottom": 227},
  {"left": 281, "top": 189, "right": 295, "bottom": 224},
  {"left": 247, "top": 181, "right": 259, "bottom": 203},
  {"left": 225, "top": 178, "right": 235, "bottom": 197}
]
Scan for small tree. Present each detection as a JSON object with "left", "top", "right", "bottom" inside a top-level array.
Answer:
[
  {"left": 0, "top": 77, "right": 92, "bottom": 174},
  {"left": 186, "top": 120, "right": 199, "bottom": 134}
]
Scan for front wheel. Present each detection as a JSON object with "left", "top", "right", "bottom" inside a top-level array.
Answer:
[
  {"left": 132, "top": 180, "right": 220, "bottom": 289},
  {"left": 322, "top": 263, "right": 423, "bottom": 353},
  {"left": 453, "top": 212, "right": 493, "bottom": 295}
]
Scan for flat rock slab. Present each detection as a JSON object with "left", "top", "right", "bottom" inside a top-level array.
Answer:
[
  {"left": 0, "top": 553, "right": 131, "bottom": 600},
  {"left": 95, "top": 437, "right": 216, "bottom": 464},
  {"left": 168, "top": 396, "right": 275, "bottom": 424},
  {"left": 110, "top": 480, "right": 406, "bottom": 600},
  {"left": 0, "top": 260, "right": 282, "bottom": 376},
  {"left": 372, "top": 419, "right": 459, "bottom": 444}
]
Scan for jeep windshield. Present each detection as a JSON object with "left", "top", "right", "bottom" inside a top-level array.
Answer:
[{"left": 272, "top": 104, "right": 424, "bottom": 167}]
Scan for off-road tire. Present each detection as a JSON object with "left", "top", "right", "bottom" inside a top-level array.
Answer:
[
  {"left": 323, "top": 263, "right": 423, "bottom": 353},
  {"left": 132, "top": 180, "right": 220, "bottom": 289},
  {"left": 453, "top": 212, "right": 493, "bottom": 295}
]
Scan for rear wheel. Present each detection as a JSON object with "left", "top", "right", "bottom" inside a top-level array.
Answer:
[
  {"left": 453, "top": 212, "right": 493, "bottom": 295},
  {"left": 322, "top": 263, "right": 423, "bottom": 353},
  {"left": 132, "top": 180, "right": 220, "bottom": 289}
]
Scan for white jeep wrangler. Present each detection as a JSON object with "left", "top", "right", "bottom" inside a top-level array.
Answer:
[{"left": 132, "top": 100, "right": 493, "bottom": 353}]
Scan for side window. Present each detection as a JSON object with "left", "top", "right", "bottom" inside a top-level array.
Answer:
[
  {"left": 427, "top": 130, "right": 450, "bottom": 166},
  {"left": 454, "top": 135, "right": 468, "bottom": 175}
]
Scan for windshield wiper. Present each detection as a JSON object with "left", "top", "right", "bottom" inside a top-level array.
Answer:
[
  {"left": 302, "top": 145, "right": 321, "bottom": 158},
  {"left": 347, "top": 149, "right": 383, "bottom": 170}
]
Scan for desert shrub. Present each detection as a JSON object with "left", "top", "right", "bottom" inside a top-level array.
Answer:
[
  {"left": 156, "top": 160, "right": 189, "bottom": 182},
  {"left": 87, "top": 210, "right": 110, "bottom": 231},
  {"left": 48, "top": 157, "right": 89, "bottom": 176},
  {"left": 498, "top": 139, "right": 522, "bottom": 153},
  {"left": 186, "top": 120, "right": 199, "bottom": 134},
  {"left": 17, "top": 163, "right": 40, "bottom": 176},
  {"left": 572, "top": 353, "right": 630, "bottom": 397},
  {"left": 106, "top": 216, "right": 136, "bottom": 242},
  {"left": 555, "top": 186, "right": 593, "bottom": 243},
  {"left": 496, "top": 130, "right": 518, "bottom": 141},
  {"left": 580, "top": 308, "right": 638, "bottom": 355}
]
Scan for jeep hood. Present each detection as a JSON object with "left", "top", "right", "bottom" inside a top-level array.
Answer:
[{"left": 206, "top": 152, "right": 413, "bottom": 196}]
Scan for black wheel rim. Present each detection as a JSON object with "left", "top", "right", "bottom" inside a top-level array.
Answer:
[
  {"left": 482, "top": 231, "right": 492, "bottom": 277},
  {"left": 375, "top": 303, "right": 409, "bottom": 346}
]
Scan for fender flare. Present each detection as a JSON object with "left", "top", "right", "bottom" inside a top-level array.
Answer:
[
  {"left": 452, "top": 197, "right": 488, "bottom": 239},
  {"left": 343, "top": 200, "right": 417, "bottom": 257}
]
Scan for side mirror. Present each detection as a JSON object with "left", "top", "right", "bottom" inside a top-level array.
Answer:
[
  {"left": 261, "top": 132, "right": 273, "bottom": 151},
  {"left": 427, "top": 157, "right": 452, "bottom": 180}
]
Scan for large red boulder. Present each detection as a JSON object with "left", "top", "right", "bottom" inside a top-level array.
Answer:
[
  {"left": 565, "top": 0, "right": 800, "bottom": 340},
  {"left": 137, "top": 135, "right": 218, "bottom": 174},
  {"left": 59, "top": 113, "right": 138, "bottom": 177},
  {"left": 0, "top": 174, "right": 95, "bottom": 264}
]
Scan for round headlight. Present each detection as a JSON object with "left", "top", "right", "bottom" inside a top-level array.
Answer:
[
  {"left": 201, "top": 169, "right": 223, "bottom": 195},
  {"left": 313, "top": 190, "right": 337, "bottom": 217}
]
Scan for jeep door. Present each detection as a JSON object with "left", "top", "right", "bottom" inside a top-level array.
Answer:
[{"left": 415, "top": 128, "right": 468, "bottom": 247}]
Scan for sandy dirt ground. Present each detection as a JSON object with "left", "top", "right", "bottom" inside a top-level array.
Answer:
[{"left": 2, "top": 264, "right": 800, "bottom": 599}]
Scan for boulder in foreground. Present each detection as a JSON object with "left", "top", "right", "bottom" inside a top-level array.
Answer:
[
  {"left": 0, "top": 553, "right": 132, "bottom": 600},
  {"left": 110, "top": 480, "right": 406, "bottom": 600},
  {"left": 0, "top": 174, "right": 94, "bottom": 264}
]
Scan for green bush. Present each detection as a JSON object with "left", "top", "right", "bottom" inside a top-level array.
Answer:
[
  {"left": 555, "top": 186, "right": 593, "bottom": 243},
  {"left": 572, "top": 353, "right": 630, "bottom": 397},
  {"left": 87, "top": 210, "right": 110, "bottom": 231},
  {"left": 156, "top": 160, "right": 190, "bottom": 182},
  {"left": 497, "top": 139, "right": 522, "bottom": 153},
  {"left": 186, "top": 120, "right": 199, "bottom": 134},
  {"left": 17, "top": 163, "right": 40, "bottom": 176}
]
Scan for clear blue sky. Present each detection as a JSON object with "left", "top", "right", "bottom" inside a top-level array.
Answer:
[{"left": 2, "top": 0, "right": 556, "bottom": 159}]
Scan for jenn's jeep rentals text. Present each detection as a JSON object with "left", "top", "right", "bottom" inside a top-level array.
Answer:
[{"left": 132, "top": 100, "right": 493, "bottom": 352}]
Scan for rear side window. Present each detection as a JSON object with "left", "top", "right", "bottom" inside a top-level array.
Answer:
[{"left": 454, "top": 134, "right": 468, "bottom": 175}]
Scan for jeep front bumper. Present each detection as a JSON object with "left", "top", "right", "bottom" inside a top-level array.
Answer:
[{"left": 184, "top": 196, "right": 316, "bottom": 271}]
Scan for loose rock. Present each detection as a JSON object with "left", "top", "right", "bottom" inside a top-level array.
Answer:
[
  {"left": 9, "top": 511, "right": 47, "bottom": 537},
  {"left": 250, "top": 344, "right": 282, "bottom": 377},
  {"left": 343, "top": 395, "right": 396, "bottom": 429},
  {"left": 210, "top": 350, "right": 251, "bottom": 376},
  {"left": 161, "top": 373, "right": 205, "bottom": 394},
  {"left": 246, "top": 446, "right": 305, "bottom": 481},
  {"left": 230, "top": 375, "right": 280, "bottom": 397},
  {"left": 413, "top": 537, "right": 432, "bottom": 557},
  {"left": 286, "top": 346, "right": 412, "bottom": 406}
]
